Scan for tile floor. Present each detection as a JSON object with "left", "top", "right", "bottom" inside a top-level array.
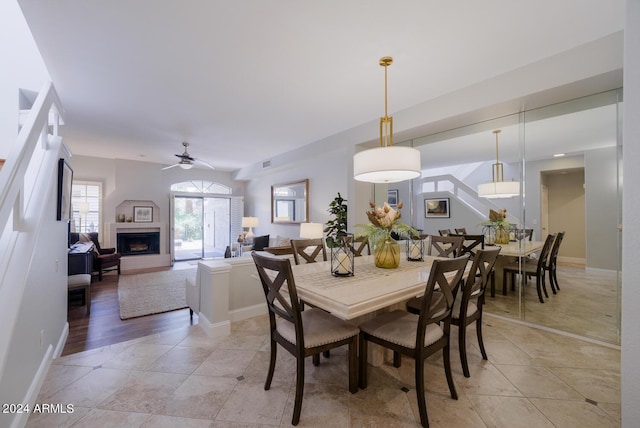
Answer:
[{"left": 27, "top": 314, "right": 620, "bottom": 427}]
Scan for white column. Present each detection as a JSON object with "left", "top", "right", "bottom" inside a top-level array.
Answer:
[{"left": 197, "top": 260, "right": 232, "bottom": 337}]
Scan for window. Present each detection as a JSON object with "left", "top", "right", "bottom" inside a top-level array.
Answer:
[
  {"left": 171, "top": 180, "right": 231, "bottom": 194},
  {"left": 72, "top": 181, "right": 102, "bottom": 233}
]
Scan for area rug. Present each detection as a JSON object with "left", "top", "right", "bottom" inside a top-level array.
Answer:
[{"left": 117, "top": 268, "right": 196, "bottom": 319}]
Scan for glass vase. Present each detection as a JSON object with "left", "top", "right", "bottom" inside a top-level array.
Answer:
[
  {"left": 374, "top": 237, "right": 400, "bottom": 269},
  {"left": 495, "top": 226, "right": 510, "bottom": 244}
]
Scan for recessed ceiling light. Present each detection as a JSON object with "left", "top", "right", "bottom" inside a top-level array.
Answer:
[{"left": 553, "top": 153, "right": 565, "bottom": 157}]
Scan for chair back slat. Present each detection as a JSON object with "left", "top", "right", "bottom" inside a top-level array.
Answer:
[
  {"left": 547, "top": 231, "right": 565, "bottom": 267},
  {"left": 290, "top": 238, "right": 327, "bottom": 265},
  {"left": 438, "top": 229, "right": 452, "bottom": 237},
  {"left": 415, "top": 254, "right": 469, "bottom": 348},
  {"left": 252, "top": 252, "right": 303, "bottom": 333},
  {"left": 349, "top": 236, "right": 371, "bottom": 256},
  {"left": 463, "top": 247, "right": 501, "bottom": 307},
  {"left": 454, "top": 228, "right": 467, "bottom": 234},
  {"left": 450, "top": 234, "right": 484, "bottom": 256},
  {"left": 428, "top": 235, "right": 464, "bottom": 258},
  {"left": 536, "top": 233, "right": 557, "bottom": 271}
]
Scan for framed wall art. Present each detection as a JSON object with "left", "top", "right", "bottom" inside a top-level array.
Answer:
[
  {"left": 56, "top": 158, "right": 73, "bottom": 221},
  {"left": 387, "top": 189, "right": 398, "bottom": 207},
  {"left": 133, "top": 206, "right": 153, "bottom": 222},
  {"left": 425, "top": 198, "right": 450, "bottom": 218}
]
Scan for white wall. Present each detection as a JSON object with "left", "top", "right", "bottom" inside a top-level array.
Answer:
[
  {"left": 0, "top": 0, "right": 50, "bottom": 158},
  {"left": 622, "top": 0, "right": 640, "bottom": 425},
  {"left": 69, "top": 155, "right": 244, "bottom": 247},
  {"left": 243, "top": 145, "right": 350, "bottom": 240}
]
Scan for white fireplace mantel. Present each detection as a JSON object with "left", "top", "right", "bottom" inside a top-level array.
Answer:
[{"left": 106, "top": 222, "right": 171, "bottom": 271}]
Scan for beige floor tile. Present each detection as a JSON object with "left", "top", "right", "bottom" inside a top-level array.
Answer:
[
  {"left": 46, "top": 367, "right": 132, "bottom": 408},
  {"left": 598, "top": 401, "right": 621, "bottom": 423},
  {"left": 215, "top": 379, "right": 291, "bottom": 425},
  {"left": 100, "top": 343, "right": 174, "bottom": 370},
  {"left": 406, "top": 390, "right": 488, "bottom": 428},
  {"left": 97, "top": 371, "right": 188, "bottom": 414},
  {"left": 242, "top": 349, "right": 297, "bottom": 385},
  {"left": 25, "top": 405, "right": 91, "bottom": 428},
  {"left": 159, "top": 375, "right": 238, "bottom": 420},
  {"left": 148, "top": 345, "right": 213, "bottom": 374},
  {"left": 64, "top": 408, "right": 151, "bottom": 427},
  {"left": 35, "top": 364, "right": 93, "bottom": 402},
  {"left": 347, "top": 384, "right": 417, "bottom": 426},
  {"left": 456, "top": 363, "right": 522, "bottom": 397},
  {"left": 547, "top": 367, "right": 621, "bottom": 403},
  {"left": 530, "top": 398, "right": 619, "bottom": 428},
  {"left": 216, "top": 333, "right": 270, "bottom": 351},
  {"left": 466, "top": 395, "right": 554, "bottom": 428},
  {"left": 280, "top": 382, "right": 351, "bottom": 427},
  {"left": 137, "top": 326, "right": 193, "bottom": 346},
  {"left": 194, "top": 348, "right": 258, "bottom": 377},
  {"left": 495, "top": 365, "right": 583, "bottom": 400},
  {"left": 139, "top": 414, "right": 213, "bottom": 427}
]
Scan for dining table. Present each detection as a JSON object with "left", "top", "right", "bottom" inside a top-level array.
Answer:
[
  {"left": 287, "top": 254, "right": 459, "bottom": 366},
  {"left": 489, "top": 240, "right": 545, "bottom": 297},
  {"left": 289, "top": 254, "right": 444, "bottom": 321}
]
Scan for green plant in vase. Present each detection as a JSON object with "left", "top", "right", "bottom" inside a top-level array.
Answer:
[
  {"left": 356, "top": 201, "right": 418, "bottom": 269},
  {"left": 324, "top": 192, "right": 348, "bottom": 248}
]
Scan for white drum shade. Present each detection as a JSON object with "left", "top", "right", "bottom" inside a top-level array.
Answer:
[
  {"left": 354, "top": 146, "right": 421, "bottom": 183},
  {"left": 477, "top": 181, "right": 520, "bottom": 198}
]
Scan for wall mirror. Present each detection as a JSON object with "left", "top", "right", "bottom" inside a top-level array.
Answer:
[{"left": 271, "top": 179, "right": 309, "bottom": 223}]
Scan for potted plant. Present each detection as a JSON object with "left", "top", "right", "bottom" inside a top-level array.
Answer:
[
  {"left": 481, "top": 208, "right": 511, "bottom": 245},
  {"left": 324, "top": 192, "right": 348, "bottom": 248},
  {"left": 324, "top": 193, "right": 353, "bottom": 276}
]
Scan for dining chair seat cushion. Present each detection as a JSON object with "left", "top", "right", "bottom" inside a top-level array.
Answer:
[
  {"left": 359, "top": 310, "right": 444, "bottom": 349},
  {"left": 503, "top": 261, "right": 539, "bottom": 274},
  {"left": 276, "top": 308, "right": 359, "bottom": 349},
  {"left": 452, "top": 299, "right": 477, "bottom": 319}
]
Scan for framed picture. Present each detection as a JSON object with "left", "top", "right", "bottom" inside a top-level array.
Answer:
[
  {"left": 387, "top": 189, "right": 398, "bottom": 207},
  {"left": 425, "top": 198, "right": 450, "bottom": 218},
  {"left": 133, "top": 206, "right": 153, "bottom": 222},
  {"left": 56, "top": 158, "right": 73, "bottom": 221}
]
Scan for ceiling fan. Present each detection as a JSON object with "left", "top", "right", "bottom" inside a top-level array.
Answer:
[{"left": 161, "top": 141, "right": 215, "bottom": 170}]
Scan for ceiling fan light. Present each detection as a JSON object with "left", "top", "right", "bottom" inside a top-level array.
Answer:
[{"left": 179, "top": 163, "right": 193, "bottom": 170}]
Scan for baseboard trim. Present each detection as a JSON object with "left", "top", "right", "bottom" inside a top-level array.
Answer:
[
  {"left": 9, "top": 344, "right": 54, "bottom": 428},
  {"left": 54, "top": 323, "right": 69, "bottom": 359},
  {"left": 230, "top": 303, "right": 267, "bottom": 322},
  {"left": 196, "top": 312, "right": 231, "bottom": 337}
]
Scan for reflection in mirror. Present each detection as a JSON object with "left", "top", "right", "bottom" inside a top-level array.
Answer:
[
  {"left": 271, "top": 179, "right": 309, "bottom": 223},
  {"left": 406, "top": 89, "right": 621, "bottom": 344}
]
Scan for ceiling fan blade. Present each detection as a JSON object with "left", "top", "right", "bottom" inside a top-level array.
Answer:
[
  {"left": 161, "top": 163, "right": 181, "bottom": 170},
  {"left": 194, "top": 158, "right": 215, "bottom": 169}
]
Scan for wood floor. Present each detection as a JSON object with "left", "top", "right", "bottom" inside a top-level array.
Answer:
[{"left": 63, "top": 269, "right": 196, "bottom": 356}]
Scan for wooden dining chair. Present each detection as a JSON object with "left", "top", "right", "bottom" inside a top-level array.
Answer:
[
  {"left": 451, "top": 234, "right": 484, "bottom": 256},
  {"left": 348, "top": 236, "right": 371, "bottom": 256},
  {"left": 438, "top": 229, "right": 453, "bottom": 236},
  {"left": 359, "top": 255, "right": 469, "bottom": 428},
  {"left": 454, "top": 227, "right": 467, "bottom": 234},
  {"left": 251, "top": 252, "right": 359, "bottom": 426},
  {"left": 450, "top": 247, "right": 500, "bottom": 377},
  {"left": 290, "top": 238, "right": 327, "bottom": 265},
  {"left": 503, "top": 233, "right": 556, "bottom": 303},
  {"left": 427, "top": 235, "right": 464, "bottom": 258},
  {"left": 543, "top": 231, "right": 565, "bottom": 293}
]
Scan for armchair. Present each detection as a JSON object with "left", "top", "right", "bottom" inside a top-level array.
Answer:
[{"left": 71, "top": 232, "right": 122, "bottom": 280}]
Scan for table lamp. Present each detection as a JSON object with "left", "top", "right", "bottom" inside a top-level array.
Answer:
[{"left": 242, "top": 216, "right": 259, "bottom": 242}]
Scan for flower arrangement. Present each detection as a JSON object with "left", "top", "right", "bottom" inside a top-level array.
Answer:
[
  {"left": 356, "top": 201, "right": 418, "bottom": 248},
  {"left": 482, "top": 208, "right": 510, "bottom": 229},
  {"left": 481, "top": 209, "right": 510, "bottom": 244}
]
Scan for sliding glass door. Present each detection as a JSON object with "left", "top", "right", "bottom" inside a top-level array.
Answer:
[{"left": 172, "top": 195, "right": 231, "bottom": 261}]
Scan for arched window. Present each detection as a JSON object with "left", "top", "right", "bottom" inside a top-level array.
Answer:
[{"left": 170, "top": 180, "right": 231, "bottom": 194}]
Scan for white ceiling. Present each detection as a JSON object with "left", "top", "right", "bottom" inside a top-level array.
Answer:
[{"left": 18, "top": 1, "right": 624, "bottom": 172}]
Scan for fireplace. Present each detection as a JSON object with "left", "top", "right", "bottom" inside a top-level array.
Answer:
[{"left": 117, "top": 232, "right": 160, "bottom": 256}]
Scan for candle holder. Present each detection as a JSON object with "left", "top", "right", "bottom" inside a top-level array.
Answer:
[
  {"left": 406, "top": 235, "right": 424, "bottom": 261},
  {"left": 331, "top": 234, "right": 355, "bottom": 277}
]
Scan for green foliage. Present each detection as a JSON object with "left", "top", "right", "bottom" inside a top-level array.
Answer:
[
  {"left": 355, "top": 220, "right": 418, "bottom": 248},
  {"left": 325, "top": 192, "right": 348, "bottom": 248}
]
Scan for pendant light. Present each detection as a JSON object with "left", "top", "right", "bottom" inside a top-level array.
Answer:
[
  {"left": 353, "top": 57, "right": 421, "bottom": 183},
  {"left": 477, "top": 129, "right": 520, "bottom": 198}
]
